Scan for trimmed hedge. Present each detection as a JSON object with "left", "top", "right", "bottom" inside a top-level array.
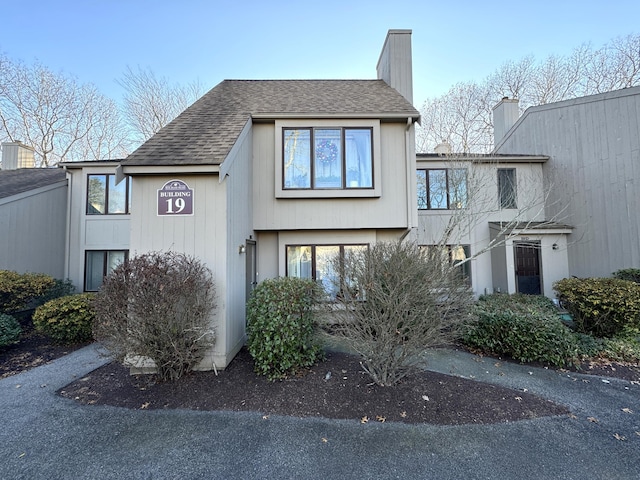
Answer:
[
  {"left": 246, "top": 277, "right": 323, "bottom": 380},
  {"left": 613, "top": 268, "right": 640, "bottom": 284},
  {"left": 554, "top": 277, "right": 640, "bottom": 337},
  {"left": 0, "top": 313, "right": 21, "bottom": 348},
  {"left": 33, "top": 294, "right": 95, "bottom": 345},
  {"left": 0, "top": 270, "right": 57, "bottom": 313},
  {"left": 463, "top": 294, "right": 579, "bottom": 367}
]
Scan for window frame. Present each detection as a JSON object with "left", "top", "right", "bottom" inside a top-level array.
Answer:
[
  {"left": 285, "top": 243, "right": 369, "bottom": 299},
  {"left": 282, "top": 127, "right": 374, "bottom": 191},
  {"left": 84, "top": 249, "right": 129, "bottom": 292},
  {"left": 275, "top": 119, "right": 381, "bottom": 199},
  {"left": 417, "top": 168, "right": 468, "bottom": 210},
  {"left": 420, "top": 244, "right": 472, "bottom": 286},
  {"left": 86, "top": 174, "right": 131, "bottom": 215},
  {"left": 498, "top": 168, "right": 517, "bottom": 209}
]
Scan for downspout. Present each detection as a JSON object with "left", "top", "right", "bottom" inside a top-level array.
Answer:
[
  {"left": 63, "top": 168, "right": 72, "bottom": 282},
  {"left": 403, "top": 116, "right": 417, "bottom": 241}
]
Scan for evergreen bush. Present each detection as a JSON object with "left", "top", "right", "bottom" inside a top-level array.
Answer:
[
  {"left": 246, "top": 277, "right": 323, "bottom": 380},
  {"left": 554, "top": 277, "right": 640, "bottom": 337},
  {"left": 0, "top": 313, "right": 21, "bottom": 348},
  {"left": 33, "top": 293, "right": 95, "bottom": 345}
]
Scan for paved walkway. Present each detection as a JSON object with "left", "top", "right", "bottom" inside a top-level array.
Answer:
[{"left": 1, "top": 344, "right": 639, "bottom": 479}]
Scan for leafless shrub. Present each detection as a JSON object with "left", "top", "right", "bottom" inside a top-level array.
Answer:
[
  {"left": 319, "top": 241, "right": 475, "bottom": 386},
  {"left": 92, "top": 251, "right": 216, "bottom": 381}
]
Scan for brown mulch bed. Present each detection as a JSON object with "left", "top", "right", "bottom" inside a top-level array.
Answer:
[{"left": 3, "top": 326, "right": 639, "bottom": 425}]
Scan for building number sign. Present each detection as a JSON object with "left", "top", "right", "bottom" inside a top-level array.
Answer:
[{"left": 157, "top": 180, "right": 194, "bottom": 216}]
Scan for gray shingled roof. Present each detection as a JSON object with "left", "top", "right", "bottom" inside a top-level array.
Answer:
[
  {"left": 0, "top": 168, "right": 67, "bottom": 200},
  {"left": 124, "top": 80, "right": 420, "bottom": 167}
]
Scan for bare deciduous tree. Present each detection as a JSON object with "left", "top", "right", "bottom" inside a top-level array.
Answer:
[
  {"left": 418, "top": 33, "right": 640, "bottom": 154},
  {"left": 118, "top": 66, "right": 205, "bottom": 145},
  {"left": 0, "top": 57, "right": 129, "bottom": 166}
]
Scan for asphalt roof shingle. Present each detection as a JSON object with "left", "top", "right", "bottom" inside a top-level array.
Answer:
[
  {"left": 124, "top": 80, "right": 420, "bottom": 167},
  {"left": 0, "top": 168, "right": 67, "bottom": 200}
]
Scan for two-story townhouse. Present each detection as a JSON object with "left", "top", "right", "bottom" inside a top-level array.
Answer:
[
  {"left": 61, "top": 30, "right": 419, "bottom": 370},
  {"left": 416, "top": 149, "right": 571, "bottom": 298},
  {"left": 493, "top": 87, "right": 640, "bottom": 279}
]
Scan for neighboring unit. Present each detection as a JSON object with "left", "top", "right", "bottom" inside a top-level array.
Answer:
[
  {"left": 0, "top": 142, "right": 67, "bottom": 278},
  {"left": 494, "top": 87, "right": 640, "bottom": 278}
]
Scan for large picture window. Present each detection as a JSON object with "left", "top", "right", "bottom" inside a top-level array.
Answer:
[
  {"left": 85, "top": 250, "right": 128, "bottom": 291},
  {"left": 417, "top": 168, "right": 467, "bottom": 210},
  {"left": 283, "top": 128, "right": 373, "bottom": 190},
  {"left": 87, "top": 174, "right": 131, "bottom": 214},
  {"left": 286, "top": 244, "right": 367, "bottom": 298}
]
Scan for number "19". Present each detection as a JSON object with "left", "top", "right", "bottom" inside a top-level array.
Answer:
[{"left": 166, "top": 197, "right": 186, "bottom": 213}]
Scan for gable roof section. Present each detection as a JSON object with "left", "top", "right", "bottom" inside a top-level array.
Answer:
[
  {"left": 0, "top": 168, "right": 67, "bottom": 200},
  {"left": 123, "top": 79, "right": 420, "bottom": 167}
]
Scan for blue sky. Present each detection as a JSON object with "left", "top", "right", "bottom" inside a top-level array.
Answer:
[{"left": 2, "top": 0, "right": 639, "bottom": 108}]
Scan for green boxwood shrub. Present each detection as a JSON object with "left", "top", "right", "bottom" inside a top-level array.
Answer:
[
  {"left": 554, "top": 277, "right": 640, "bottom": 337},
  {"left": 463, "top": 294, "right": 580, "bottom": 367},
  {"left": 246, "top": 277, "right": 323, "bottom": 380},
  {"left": 33, "top": 293, "right": 95, "bottom": 345},
  {"left": 0, "top": 313, "right": 21, "bottom": 348},
  {"left": 613, "top": 268, "right": 640, "bottom": 284},
  {"left": 0, "top": 270, "right": 57, "bottom": 313}
]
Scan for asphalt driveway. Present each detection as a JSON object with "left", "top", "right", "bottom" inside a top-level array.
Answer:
[{"left": 1, "top": 344, "right": 639, "bottom": 480}]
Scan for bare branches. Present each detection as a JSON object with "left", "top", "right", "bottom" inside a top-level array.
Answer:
[
  {"left": 118, "top": 66, "right": 205, "bottom": 144},
  {"left": 0, "top": 58, "right": 129, "bottom": 166},
  {"left": 418, "top": 33, "right": 640, "bottom": 154}
]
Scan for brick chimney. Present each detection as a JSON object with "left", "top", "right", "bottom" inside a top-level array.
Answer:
[
  {"left": 1, "top": 142, "right": 36, "bottom": 170},
  {"left": 377, "top": 29, "right": 413, "bottom": 104},
  {"left": 492, "top": 98, "right": 520, "bottom": 147}
]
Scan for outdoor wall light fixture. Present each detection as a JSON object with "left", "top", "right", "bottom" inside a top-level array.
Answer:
[
  {"left": 552, "top": 243, "right": 559, "bottom": 250},
  {"left": 238, "top": 244, "right": 246, "bottom": 254}
]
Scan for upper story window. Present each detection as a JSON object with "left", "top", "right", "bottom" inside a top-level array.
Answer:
[
  {"left": 417, "top": 168, "right": 467, "bottom": 210},
  {"left": 87, "top": 174, "right": 131, "bottom": 215},
  {"left": 283, "top": 128, "right": 373, "bottom": 190},
  {"left": 498, "top": 168, "right": 517, "bottom": 209}
]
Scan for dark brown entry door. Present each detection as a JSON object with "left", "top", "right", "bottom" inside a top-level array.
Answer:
[{"left": 514, "top": 241, "right": 541, "bottom": 295}]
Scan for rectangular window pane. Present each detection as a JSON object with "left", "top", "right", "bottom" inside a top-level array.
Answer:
[
  {"left": 451, "top": 245, "right": 471, "bottom": 284},
  {"left": 106, "top": 251, "right": 126, "bottom": 274},
  {"left": 345, "top": 129, "right": 372, "bottom": 188},
  {"left": 108, "top": 175, "right": 127, "bottom": 213},
  {"left": 428, "top": 170, "right": 448, "bottom": 209},
  {"left": 87, "top": 175, "right": 106, "bottom": 214},
  {"left": 315, "top": 246, "right": 340, "bottom": 297},
  {"left": 287, "top": 246, "right": 312, "bottom": 279},
  {"left": 284, "top": 129, "right": 311, "bottom": 189},
  {"left": 449, "top": 169, "right": 467, "bottom": 209},
  {"left": 417, "top": 170, "right": 427, "bottom": 209},
  {"left": 85, "top": 251, "right": 105, "bottom": 291},
  {"left": 314, "top": 129, "right": 342, "bottom": 189},
  {"left": 498, "top": 168, "right": 517, "bottom": 209}
]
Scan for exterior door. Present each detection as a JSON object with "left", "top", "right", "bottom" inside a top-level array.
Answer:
[
  {"left": 245, "top": 240, "right": 257, "bottom": 306},
  {"left": 514, "top": 241, "right": 541, "bottom": 295}
]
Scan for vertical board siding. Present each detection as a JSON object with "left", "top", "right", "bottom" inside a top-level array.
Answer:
[
  {"left": 0, "top": 184, "right": 67, "bottom": 277},
  {"left": 497, "top": 87, "right": 640, "bottom": 277}
]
